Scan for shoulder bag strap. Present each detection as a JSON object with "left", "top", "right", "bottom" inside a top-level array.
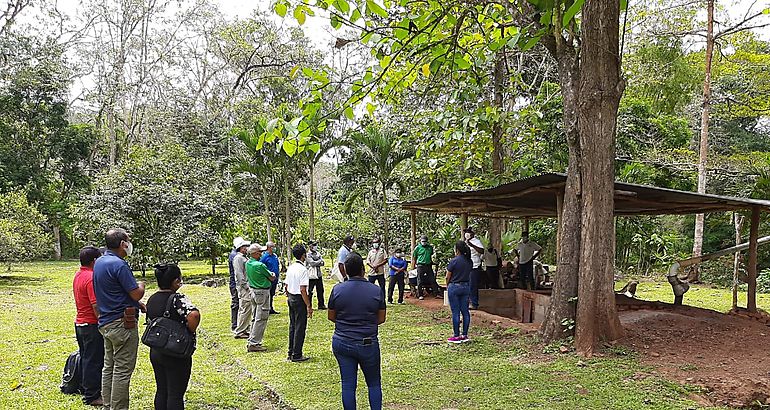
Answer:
[{"left": 163, "top": 292, "right": 177, "bottom": 318}]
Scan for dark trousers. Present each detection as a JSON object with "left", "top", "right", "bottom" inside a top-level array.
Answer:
[
  {"left": 447, "top": 282, "right": 471, "bottom": 337},
  {"left": 520, "top": 261, "right": 536, "bottom": 290},
  {"left": 469, "top": 267, "right": 483, "bottom": 307},
  {"left": 308, "top": 278, "right": 326, "bottom": 309},
  {"left": 287, "top": 294, "right": 308, "bottom": 360},
  {"left": 387, "top": 273, "right": 405, "bottom": 303},
  {"left": 75, "top": 324, "right": 104, "bottom": 403},
  {"left": 486, "top": 266, "right": 500, "bottom": 289},
  {"left": 332, "top": 336, "right": 382, "bottom": 410},
  {"left": 269, "top": 280, "right": 278, "bottom": 311},
  {"left": 229, "top": 285, "right": 238, "bottom": 330},
  {"left": 149, "top": 349, "right": 192, "bottom": 410},
  {"left": 368, "top": 274, "right": 385, "bottom": 299},
  {"left": 417, "top": 264, "right": 438, "bottom": 296}
]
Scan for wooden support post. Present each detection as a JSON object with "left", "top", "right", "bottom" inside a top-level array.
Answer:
[
  {"left": 460, "top": 213, "right": 468, "bottom": 239},
  {"left": 748, "top": 206, "right": 760, "bottom": 313},
  {"left": 410, "top": 210, "right": 417, "bottom": 256},
  {"left": 522, "top": 218, "right": 530, "bottom": 233}
]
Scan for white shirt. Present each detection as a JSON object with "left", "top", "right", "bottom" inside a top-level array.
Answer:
[
  {"left": 517, "top": 241, "right": 542, "bottom": 264},
  {"left": 468, "top": 237, "right": 484, "bottom": 268},
  {"left": 483, "top": 248, "right": 499, "bottom": 268},
  {"left": 233, "top": 252, "right": 249, "bottom": 288},
  {"left": 285, "top": 261, "right": 309, "bottom": 295}
]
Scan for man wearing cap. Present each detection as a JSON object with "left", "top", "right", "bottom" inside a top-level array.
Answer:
[
  {"left": 464, "top": 228, "right": 485, "bottom": 309},
  {"left": 232, "top": 239, "right": 252, "bottom": 339},
  {"left": 366, "top": 238, "right": 388, "bottom": 297},
  {"left": 306, "top": 241, "right": 326, "bottom": 310},
  {"left": 228, "top": 237, "right": 244, "bottom": 331},
  {"left": 261, "top": 241, "right": 281, "bottom": 314},
  {"left": 337, "top": 235, "right": 355, "bottom": 281},
  {"left": 412, "top": 235, "right": 437, "bottom": 300},
  {"left": 246, "top": 243, "right": 275, "bottom": 352},
  {"left": 516, "top": 232, "right": 542, "bottom": 290}
]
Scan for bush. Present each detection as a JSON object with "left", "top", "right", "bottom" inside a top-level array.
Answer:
[{"left": 0, "top": 192, "right": 52, "bottom": 268}]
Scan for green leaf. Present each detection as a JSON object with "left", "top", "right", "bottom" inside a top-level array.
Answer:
[
  {"left": 289, "top": 65, "right": 300, "bottom": 78},
  {"left": 330, "top": 13, "right": 342, "bottom": 29},
  {"left": 421, "top": 63, "right": 431, "bottom": 77},
  {"left": 283, "top": 139, "right": 298, "bottom": 156},
  {"left": 366, "top": 102, "right": 375, "bottom": 117},
  {"left": 763, "top": 7, "right": 770, "bottom": 14},
  {"left": 350, "top": 8, "right": 361, "bottom": 22},
  {"left": 344, "top": 106, "right": 354, "bottom": 120},
  {"left": 294, "top": 6, "right": 307, "bottom": 25},
  {"left": 361, "top": 31, "right": 373, "bottom": 44},
  {"left": 520, "top": 35, "right": 541, "bottom": 51},
  {"left": 562, "top": 0, "right": 585, "bottom": 27},
  {"left": 366, "top": 0, "right": 388, "bottom": 18},
  {"left": 454, "top": 55, "right": 471, "bottom": 70},
  {"left": 308, "top": 142, "right": 321, "bottom": 153},
  {"left": 274, "top": 2, "right": 287, "bottom": 17},
  {"left": 333, "top": 0, "right": 350, "bottom": 14}
]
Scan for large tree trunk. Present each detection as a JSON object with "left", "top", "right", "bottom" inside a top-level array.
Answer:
[
  {"left": 52, "top": 225, "right": 62, "bottom": 260},
  {"left": 382, "top": 181, "right": 390, "bottom": 251},
  {"left": 261, "top": 184, "right": 273, "bottom": 243},
  {"left": 690, "top": 0, "right": 715, "bottom": 283},
  {"left": 573, "top": 0, "right": 625, "bottom": 355},
  {"left": 284, "top": 174, "right": 292, "bottom": 249},
  {"left": 732, "top": 212, "right": 744, "bottom": 311},
  {"left": 541, "top": 46, "right": 581, "bottom": 342},
  {"left": 488, "top": 50, "right": 506, "bottom": 253},
  {"left": 309, "top": 162, "right": 316, "bottom": 240}
]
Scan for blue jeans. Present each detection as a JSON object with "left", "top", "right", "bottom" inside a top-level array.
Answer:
[
  {"left": 469, "top": 268, "right": 483, "bottom": 307},
  {"left": 447, "top": 282, "right": 471, "bottom": 337},
  {"left": 332, "top": 336, "right": 382, "bottom": 410}
]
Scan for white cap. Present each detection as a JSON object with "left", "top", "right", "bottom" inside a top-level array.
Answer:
[
  {"left": 233, "top": 236, "right": 244, "bottom": 249},
  {"left": 235, "top": 238, "right": 251, "bottom": 250},
  {"left": 248, "top": 243, "right": 268, "bottom": 254}
]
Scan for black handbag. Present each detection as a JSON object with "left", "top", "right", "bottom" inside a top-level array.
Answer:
[{"left": 141, "top": 293, "right": 196, "bottom": 358}]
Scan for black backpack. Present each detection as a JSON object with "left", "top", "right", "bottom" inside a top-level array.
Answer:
[
  {"left": 60, "top": 351, "right": 82, "bottom": 394},
  {"left": 141, "top": 294, "right": 196, "bottom": 358}
]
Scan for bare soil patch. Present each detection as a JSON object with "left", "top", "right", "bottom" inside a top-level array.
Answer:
[{"left": 619, "top": 306, "right": 770, "bottom": 408}]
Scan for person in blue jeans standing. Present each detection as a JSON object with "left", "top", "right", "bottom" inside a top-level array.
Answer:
[
  {"left": 328, "top": 252, "right": 387, "bottom": 410},
  {"left": 446, "top": 241, "right": 473, "bottom": 344}
]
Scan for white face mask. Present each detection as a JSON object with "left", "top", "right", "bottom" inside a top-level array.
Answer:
[
  {"left": 420, "top": 241, "right": 428, "bottom": 246},
  {"left": 311, "top": 246, "right": 317, "bottom": 252},
  {"left": 124, "top": 241, "right": 133, "bottom": 257},
  {"left": 373, "top": 243, "right": 380, "bottom": 249},
  {"left": 396, "top": 253, "right": 404, "bottom": 258},
  {"left": 464, "top": 233, "right": 472, "bottom": 240}
]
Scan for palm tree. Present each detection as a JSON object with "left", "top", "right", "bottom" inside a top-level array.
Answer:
[{"left": 339, "top": 124, "right": 415, "bottom": 250}]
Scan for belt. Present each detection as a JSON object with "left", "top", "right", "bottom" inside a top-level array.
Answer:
[
  {"left": 250, "top": 286, "right": 271, "bottom": 290},
  {"left": 417, "top": 263, "right": 432, "bottom": 266}
]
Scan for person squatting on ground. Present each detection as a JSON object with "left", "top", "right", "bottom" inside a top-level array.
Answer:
[
  {"left": 285, "top": 244, "right": 313, "bottom": 362},
  {"left": 464, "top": 228, "right": 485, "bottom": 309},
  {"left": 72, "top": 246, "right": 105, "bottom": 406},
  {"left": 93, "top": 228, "right": 145, "bottom": 410},
  {"left": 146, "top": 264, "right": 200, "bottom": 410},
  {"left": 232, "top": 238, "right": 252, "bottom": 339},
  {"left": 246, "top": 243, "right": 275, "bottom": 352},
  {"left": 412, "top": 235, "right": 438, "bottom": 299},
  {"left": 306, "top": 241, "right": 326, "bottom": 310},
  {"left": 446, "top": 241, "right": 473, "bottom": 344},
  {"left": 260, "top": 242, "right": 281, "bottom": 314},
  {"left": 366, "top": 238, "right": 388, "bottom": 298},
  {"left": 227, "top": 237, "right": 243, "bottom": 332},
  {"left": 387, "top": 249, "right": 407, "bottom": 304},
  {"left": 328, "top": 252, "right": 387, "bottom": 410}
]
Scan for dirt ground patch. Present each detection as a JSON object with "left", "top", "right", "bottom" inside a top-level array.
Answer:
[{"left": 619, "top": 307, "right": 770, "bottom": 408}]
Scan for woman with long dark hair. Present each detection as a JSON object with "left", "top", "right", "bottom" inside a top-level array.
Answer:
[
  {"left": 446, "top": 241, "right": 472, "bottom": 343},
  {"left": 146, "top": 264, "right": 200, "bottom": 410}
]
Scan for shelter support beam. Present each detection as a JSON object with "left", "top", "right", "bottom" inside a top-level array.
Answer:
[
  {"left": 748, "top": 206, "right": 760, "bottom": 313},
  {"left": 460, "top": 213, "right": 468, "bottom": 239},
  {"left": 410, "top": 210, "right": 417, "bottom": 256}
]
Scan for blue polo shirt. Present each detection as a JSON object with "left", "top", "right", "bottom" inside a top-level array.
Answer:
[
  {"left": 388, "top": 256, "right": 407, "bottom": 276},
  {"left": 228, "top": 248, "right": 238, "bottom": 288},
  {"left": 328, "top": 277, "right": 386, "bottom": 341},
  {"left": 93, "top": 250, "right": 140, "bottom": 327},
  {"left": 447, "top": 255, "right": 472, "bottom": 283},
  {"left": 260, "top": 252, "right": 280, "bottom": 283}
]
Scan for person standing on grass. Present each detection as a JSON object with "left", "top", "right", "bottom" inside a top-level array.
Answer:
[
  {"left": 227, "top": 237, "right": 243, "bottom": 332},
  {"left": 261, "top": 241, "right": 281, "bottom": 314},
  {"left": 246, "top": 243, "right": 275, "bottom": 353},
  {"left": 328, "top": 252, "right": 386, "bottom": 410},
  {"left": 516, "top": 231, "right": 542, "bottom": 290},
  {"left": 93, "top": 228, "right": 145, "bottom": 410},
  {"left": 337, "top": 235, "right": 355, "bottom": 280},
  {"left": 366, "top": 238, "right": 388, "bottom": 297},
  {"left": 387, "top": 249, "right": 407, "bottom": 304},
  {"left": 464, "top": 227, "right": 485, "bottom": 309},
  {"left": 146, "top": 264, "right": 200, "bottom": 410},
  {"left": 412, "top": 235, "right": 437, "bottom": 300},
  {"left": 72, "top": 246, "right": 105, "bottom": 407},
  {"left": 232, "top": 239, "right": 252, "bottom": 339},
  {"left": 285, "top": 244, "right": 313, "bottom": 362},
  {"left": 446, "top": 241, "right": 473, "bottom": 344},
  {"left": 306, "top": 241, "right": 326, "bottom": 310}
]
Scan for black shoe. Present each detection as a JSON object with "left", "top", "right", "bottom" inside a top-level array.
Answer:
[
  {"left": 270, "top": 310, "right": 280, "bottom": 315},
  {"left": 291, "top": 356, "right": 310, "bottom": 362}
]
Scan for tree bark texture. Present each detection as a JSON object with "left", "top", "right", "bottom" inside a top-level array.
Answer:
[
  {"left": 488, "top": 50, "right": 506, "bottom": 252},
  {"left": 732, "top": 213, "right": 744, "bottom": 311},
  {"left": 261, "top": 184, "right": 272, "bottom": 243},
  {"left": 573, "top": 0, "right": 626, "bottom": 355},
  {"left": 309, "top": 163, "right": 316, "bottom": 240},
  {"left": 748, "top": 206, "right": 759, "bottom": 313},
  {"left": 53, "top": 225, "right": 62, "bottom": 260},
  {"left": 690, "top": 0, "right": 715, "bottom": 283}
]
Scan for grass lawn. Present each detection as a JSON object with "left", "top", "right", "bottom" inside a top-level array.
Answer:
[
  {"left": 0, "top": 260, "right": 725, "bottom": 410},
  {"left": 618, "top": 278, "right": 770, "bottom": 313}
]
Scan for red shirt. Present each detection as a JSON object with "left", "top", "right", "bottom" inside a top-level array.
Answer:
[{"left": 73, "top": 266, "right": 98, "bottom": 325}]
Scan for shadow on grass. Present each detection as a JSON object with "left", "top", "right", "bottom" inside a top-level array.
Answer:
[{"left": 0, "top": 274, "right": 45, "bottom": 288}]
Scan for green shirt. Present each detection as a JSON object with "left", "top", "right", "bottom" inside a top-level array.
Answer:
[
  {"left": 246, "top": 258, "right": 273, "bottom": 289},
  {"left": 412, "top": 244, "right": 434, "bottom": 265}
]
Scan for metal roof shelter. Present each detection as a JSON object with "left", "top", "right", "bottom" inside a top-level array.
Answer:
[{"left": 401, "top": 172, "right": 770, "bottom": 312}]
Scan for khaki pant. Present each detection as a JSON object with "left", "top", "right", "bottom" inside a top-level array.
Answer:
[
  {"left": 99, "top": 319, "right": 139, "bottom": 410},
  {"left": 233, "top": 284, "right": 254, "bottom": 336},
  {"left": 248, "top": 288, "right": 271, "bottom": 347}
]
